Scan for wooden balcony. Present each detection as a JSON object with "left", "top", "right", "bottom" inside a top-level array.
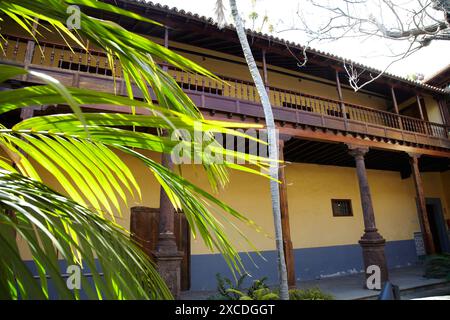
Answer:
[{"left": 1, "top": 35, "right": 449, "bottom": 150}]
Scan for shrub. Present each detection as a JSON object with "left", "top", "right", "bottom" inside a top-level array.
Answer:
[
  {"left": 208, "top": 274, "right": 334, "bottom": 300},
  {"left": 424, "top": 254, "right": 450, "bottom": 280},
  {"left": 246, "top": 276, "right": 269, "bottom": 297},
  {"left": 207, "top": 273, "right": 247, "bottom": 300},
  {"left": 230, "top": 287, "right": 280, "bottom": 300},
  {"left": 208, "top": 274, "right": 279, "bottom": 300},
  {"left": 289, "top": 288, "right": 334, "bottom": 300}
]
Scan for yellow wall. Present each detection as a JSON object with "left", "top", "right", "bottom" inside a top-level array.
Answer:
[
  {"left": 179, "top": 163, "right": 448, "bottom": 254},
  {"left": 398, "top": 95, "right": 444, "bottom": 124},
  {"left": 14, "top": 148, "right": 450, "bottom": 260},
  {"left": 424, "top": 96, "right": 444, "bottom": 124},
  {"left": 285, "top": 164, "right": 449, "bottom": 249}
]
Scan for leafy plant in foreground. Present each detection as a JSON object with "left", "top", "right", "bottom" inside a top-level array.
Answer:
[
  {"left": 288, "top": 288, "right": 334, "bottom": 300},
  {"left": 424, "top": 254, "right": 450, "bottom": 280}
]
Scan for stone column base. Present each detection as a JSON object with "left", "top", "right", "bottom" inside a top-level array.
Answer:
[
  {"left": 359, "top": 231, "right": 389, "bottom": 289},
  {"left": 153, "top": 250, "right": 183, "bottom": 299}
]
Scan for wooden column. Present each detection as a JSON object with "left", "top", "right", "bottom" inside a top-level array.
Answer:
[
  {"left": 416, "top": 95, "right": 425, "bottom": 120},
  {"left": 157, "top": 26, "right": 176, "bottom": 250},
  {"left": 335, "top": 70, "right": 348, "bottom": 129},
  {"left": 416, "top": 95, "right": 431, "bottom": 135},
  {"left": 278, "top": 138, "right": 296, "bottom": 288},
  {"left": 390, "top": 86, "right": 403, "bottom": 130},
  {"left": 438, "top": 98, "right": 450, "bottom": 126},
  {"left": 262, "top": 49, "right": 269, "bottom": 91},
  {"left": 408, "top": 153, "right": 436, "bottom": 255},
  {"left": 153, "top": 26, "right": 183, "bottom": 298},
  {"left": 348, "top": 145, "right": 389, "bottom": 285},
  {"left": 24, "top": 20, "right": 38, "bottom": 66},
  {"left": 22, "top": 20, "right": 39, "bottom": 81}
]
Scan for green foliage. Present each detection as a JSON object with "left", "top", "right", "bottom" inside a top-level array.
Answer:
[
  {"left": 288, "top": 288, "right": 334, "bottom": 300},
  {"left": 209, "top": 274, "right": 280, "bottom": 300},
  {"left": 0, "top": 0, "right": 275, "bottom": 299},
  {"left": 424, "top": 254, "right": 450, "bottom": 280},
  {"left": 208, "top": 273, "right": 247, "bottom": 300},
  {"left": 208, "top": 274, "right": 334, "bottom": 300},
  {"left": 247, "top": 276, "right": 269, "bottom": 298},
  {"left": 228, "top": 287, "right": 280, "bottom": 300},
  {"left": 0, "top": 170, "right": 172, "bottom": 300}
]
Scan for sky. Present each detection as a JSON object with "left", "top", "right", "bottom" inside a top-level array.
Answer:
[{"left": 151, "top": 0, "right": 450, "bottom": 79}]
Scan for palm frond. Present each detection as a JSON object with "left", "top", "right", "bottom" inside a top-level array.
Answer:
[
  {"left": 0, "top": 169, "right": 172, "bottom": 300},
  {"left": 0, "top": 65, "right": 274, "bottom": 290}
]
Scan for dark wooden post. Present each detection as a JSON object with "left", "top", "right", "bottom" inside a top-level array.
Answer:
[
  {"left": 278, "top": 138, "right": 296, "bottom": 288},
  {"left": 24, "top": 20, "right": 38, "bottom": 66},
  {"left": 22, "top": 20, "right": 39, "bottom": 81},
  {"left": 153, "top": 26, "right": 183, "bottom": 298},
  {"left": 348, "top": 145, "right": 389, "bottom": 286},
  {"left": 416, "top": 95, "right": 430, "bottom": 135},
  {"left": 408, "top": 153, "right": 436, "bottom": 255},
  {"left": 335, "top": 70, "right": 348, "bottom": 129},
  {"left": 416, "top": 95, "right": 425, "bottom": 120},
  {"left": 262, "top": 49, "right": 269, "bottom": 90},
  {"left": 390, "top": 86, "right": 403, "bottom": 130},
  {"left": 438, "top": 98, "right": 450, "bottom": 126}
]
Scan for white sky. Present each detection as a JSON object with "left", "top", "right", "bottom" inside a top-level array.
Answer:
[{"left": 152, "top": 0, "right": 450, "bottom": 79}]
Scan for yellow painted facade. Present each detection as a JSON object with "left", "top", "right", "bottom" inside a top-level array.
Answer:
[
  {"left": 20, "top": 154, "right": 450, "bottom": 254},
  {"left": 424, "top": 95, "right": 444, "bottom": 124},
  {"left": 17, "top": 152, "right": 448, "bottom": 260},
  {"left": 2, "top": 21, "right": 448, "bottom": 266}
]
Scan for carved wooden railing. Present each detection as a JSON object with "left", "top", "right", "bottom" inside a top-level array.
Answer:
[{"left": 1, "top": 35, "right": 449, "bottom": 140}]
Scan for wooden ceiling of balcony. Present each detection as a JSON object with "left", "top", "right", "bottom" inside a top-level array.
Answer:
[{"left": 284, "top": 138, "right": 449, "bottom": 176}]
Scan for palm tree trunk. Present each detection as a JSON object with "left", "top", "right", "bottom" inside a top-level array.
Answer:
[{"left": 229, "top": 0, "right": 289, "bottom": 300}]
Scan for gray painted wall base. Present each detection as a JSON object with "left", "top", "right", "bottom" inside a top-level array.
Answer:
[{"left": 190, "top": 239, "right": 418, "bottom": 291}]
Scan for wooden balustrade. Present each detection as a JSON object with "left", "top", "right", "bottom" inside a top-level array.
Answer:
[{"left": 1, "top": 35, "right": 448, "bottom": 140}]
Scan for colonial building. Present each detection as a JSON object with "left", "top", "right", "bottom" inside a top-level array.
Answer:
[{"left": 1, "top": 0, "right": 449, "bottom": 296}]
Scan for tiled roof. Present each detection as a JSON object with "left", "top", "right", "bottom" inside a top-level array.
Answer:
[
  {"left": 424, "top": 64, "right": 450, "bottom": 84},
  {"left": 122, "top": 0, "right": 448, "bottom": 95}
]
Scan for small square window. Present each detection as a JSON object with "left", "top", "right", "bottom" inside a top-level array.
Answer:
[{"left": 331, "top": 199, "right": 353, "bottom": 217}]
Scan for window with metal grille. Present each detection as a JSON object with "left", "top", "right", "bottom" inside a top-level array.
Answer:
[{"left": 331, "top": 199, "right": 353, "bottom": 217}]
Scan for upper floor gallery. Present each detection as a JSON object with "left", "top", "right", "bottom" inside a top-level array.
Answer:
[{"left": 1, "top": 0, "right": 449, "bottom": 154}]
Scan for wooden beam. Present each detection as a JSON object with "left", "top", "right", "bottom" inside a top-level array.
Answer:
[
  {"left": 391, "top": 86, "right": 404, "bottom": 130},
  {"left": 438, "top": 99, "right": 450, "bottom": 126},
  {"left": 278, "top": 126, "right": 450, "bottom": 158},
  {"left": 278, "top": 139, "right": 296, "bottom": 289},
  {"left": 335, "top": 70, "right": 348, "bottom": 130},
  {"left": 416, "top": 95, "right": 425, "bottom": 120},
  {"left": 408, "top": 153, "right": 436, "bottom": 255}
]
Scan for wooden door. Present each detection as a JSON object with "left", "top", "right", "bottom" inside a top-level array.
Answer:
[
  {"left": 130, "top": 207, "right": 191, "bottom": 291},
  {"left": 174, "top": 211, "right": 191, "bottom": 291}
]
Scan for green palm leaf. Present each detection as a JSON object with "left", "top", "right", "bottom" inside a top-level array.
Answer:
[
  {"left": 0, "top": 169, "right": 172, "bottom": 300},
  {"left": 0, "top": 0, "right": 279, "bottom": 299}
]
